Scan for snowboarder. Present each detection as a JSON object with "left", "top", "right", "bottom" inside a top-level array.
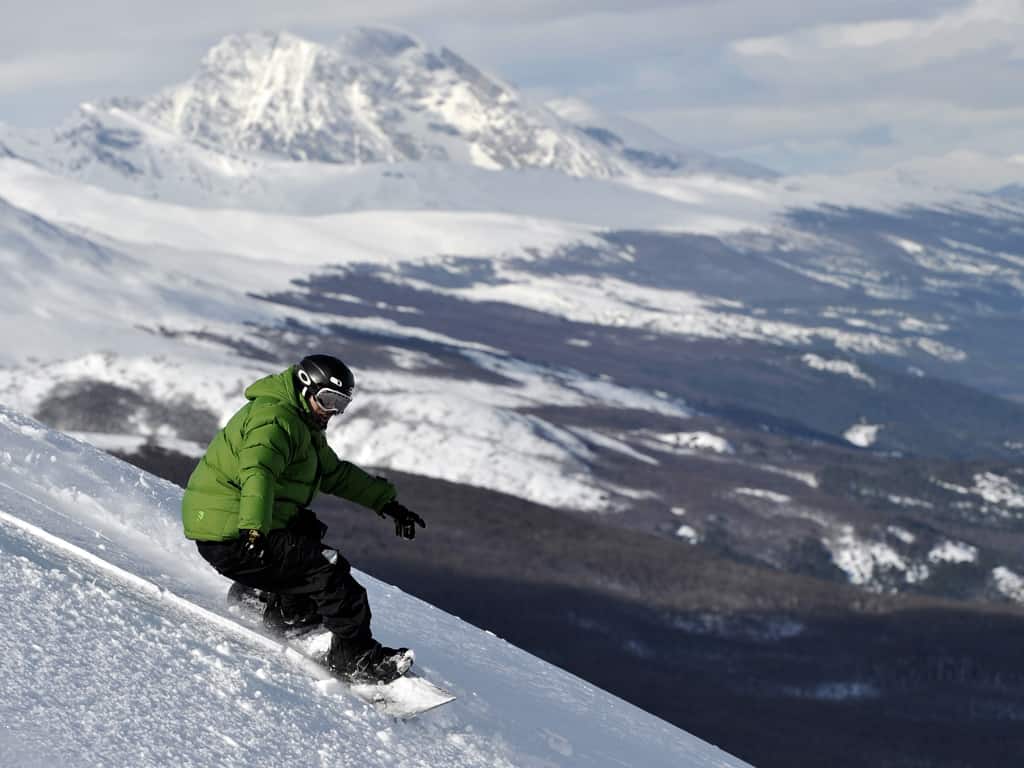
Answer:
[{"left": 181, "top": 354, "right": 426, "bottom": 683}]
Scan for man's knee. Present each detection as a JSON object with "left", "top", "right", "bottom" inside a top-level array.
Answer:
[
  {"left": 322, "top": 552, "right": 368, "bottom": 607},
  {"left": 321, "top": 548, "right": 365, "bottom": 591}
]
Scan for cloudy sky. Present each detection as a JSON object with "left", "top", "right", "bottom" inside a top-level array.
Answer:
[{"left": 1, "top": 0, "right": 1022, "bottom": 175}]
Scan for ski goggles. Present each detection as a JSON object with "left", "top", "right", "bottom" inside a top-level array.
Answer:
[{"left": 313, "top": 387, "right": 352, "bottom": 414}]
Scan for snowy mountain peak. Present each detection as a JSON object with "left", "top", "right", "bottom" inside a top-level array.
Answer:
[
  {"left": 142, "top": 31, "right": 347, "bottom": 157},
  {"left": 202, "top": 29, "right": 316, "bottom": 65},
  {"left": 126, "top": 28, "right": 618, "bottom": 175},
  {"left": 334, "top": 25, "right": 424, "bottom": 59}
]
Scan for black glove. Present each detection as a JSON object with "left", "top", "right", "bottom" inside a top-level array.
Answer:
[
  {"left": 378, "top": 500, "right": 426, "bottom": 540},
  {"left": 239, "top": 528, "right": 266, "bottom": 561},
  {"left": 289, "top": 507, "right": 328, "bottom": 540}
]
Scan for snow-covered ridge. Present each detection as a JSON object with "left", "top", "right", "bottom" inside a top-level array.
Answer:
[
  {"left": 0, "top": 405, "right": 749, "bottom": 767},
  {"left": 546, "top": 97, "right": 775, "bottom": 180},
  {"left": 4, "top": 113, "right": 762, "bottom": 227}
]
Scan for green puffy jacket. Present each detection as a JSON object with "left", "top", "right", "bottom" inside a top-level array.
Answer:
[{"left": 181, "top": 366, "right": 396, "bottom": 541}]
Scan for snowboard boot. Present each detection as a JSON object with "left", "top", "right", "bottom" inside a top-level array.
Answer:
[
  {"left": 328, "top": 636, "right": 414, "bottom": 684},
  {"left": 261, "top": 593, "right": 322, "bottom": 637}
]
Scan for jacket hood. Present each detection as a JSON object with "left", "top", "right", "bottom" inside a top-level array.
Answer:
[{"left": 244, "top": 366, "right": 312, "bottom": 415}]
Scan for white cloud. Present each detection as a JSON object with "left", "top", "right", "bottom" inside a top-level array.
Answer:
[
  {"left": 828, "top": 18, "right": 923, "bottom": 48},
  {"left": 0, "top": 50, "right": 130, "bottom": 94},
  {"left": 732, "top": 37, "right": 795, "bottom": 58},
  {"left": 686, "top": 1, "right": 1024, "bottom": 174},
  {"left": 733, "top": 0, "right": 1024, "bottom": 73},
  {"left": 632, "top": 97, "right": 1024, "bottom": 175},
  {"left": 637, "top": 98, "right": 1024, "bottom": 144}
]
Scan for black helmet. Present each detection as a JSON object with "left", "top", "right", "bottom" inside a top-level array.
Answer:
[{"left": 295, "top": 354, "right": 355, "bottom": 415}]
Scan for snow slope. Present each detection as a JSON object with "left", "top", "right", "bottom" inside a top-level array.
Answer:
[{"left": 0, "top": 406, "right": 747, "bottom": 767}]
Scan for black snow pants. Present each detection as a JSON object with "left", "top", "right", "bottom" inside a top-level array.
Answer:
[{"left": 196, "top": 528, "right": 372, "bottom": 645}]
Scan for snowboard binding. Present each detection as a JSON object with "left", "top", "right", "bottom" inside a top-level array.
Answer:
[{"left": 227, "top": 582, "right": 323, "bottom": 638}]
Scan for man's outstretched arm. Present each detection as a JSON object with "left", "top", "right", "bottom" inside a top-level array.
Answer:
[{"left": 319, "top": 443, "right": 425, "bottom": 538}]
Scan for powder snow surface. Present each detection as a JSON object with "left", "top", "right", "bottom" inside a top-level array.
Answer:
[{"left": 0, "top": 406, "right": 748, "bottom": 768}]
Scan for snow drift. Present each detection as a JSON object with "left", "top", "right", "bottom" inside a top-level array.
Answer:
[{"left": 0, "top": 405, "right": 749, "bottom": 768}]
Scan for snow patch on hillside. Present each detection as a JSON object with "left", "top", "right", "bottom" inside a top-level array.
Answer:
[
  {"left": 404, "top": 269, "right": 967, "bottom": 361},
  {"left": 992, "top": 567, "right": 1024, "bottom": 604},
  {"left": 844, "top": 423, "right": 881, "bottom": 448},
  {"left": 734, "top": 488, "right": 792, "bottom": 504},
  {"left": 802, "top": 354, "right": 876, "bottom": 387},
  {"left": 567, "top": 427, "right": 661, "bottom": 466},
  {"left": 675, "top": 525, "right": 701, "bottom": 544},
  {"left": 823, "top": 526, "right": 928, "bottom": 589},
  {"left": 648, "top": 431, "right": 734, "bottom": 455},
  {"left": 336, "top": 395, "right": 608, "bottom": 511},
  {"left": 916, "top": 338, "right": 968, "bottom": 362},
  {"left": 888, "top": 496, "right": 933, "bottom": 510},
  {"left": 887, "top": 526, "right": 917, "bottom": 544},
  {"left": 755, "top": 465, "right": 819, "bottom": 489},
  {"left": 927, "top": 541, "right": 978, "bottom": 565},
  {"left": 972, "top": 472, "right": 1024, "bottom": 509},
  {"left": 888, "top": 236, "right": 924, "bottom": 255}
]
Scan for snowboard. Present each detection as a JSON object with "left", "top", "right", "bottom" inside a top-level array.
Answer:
[{"left": 226, "top": 585, "right": 455, "bottom": 718}]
